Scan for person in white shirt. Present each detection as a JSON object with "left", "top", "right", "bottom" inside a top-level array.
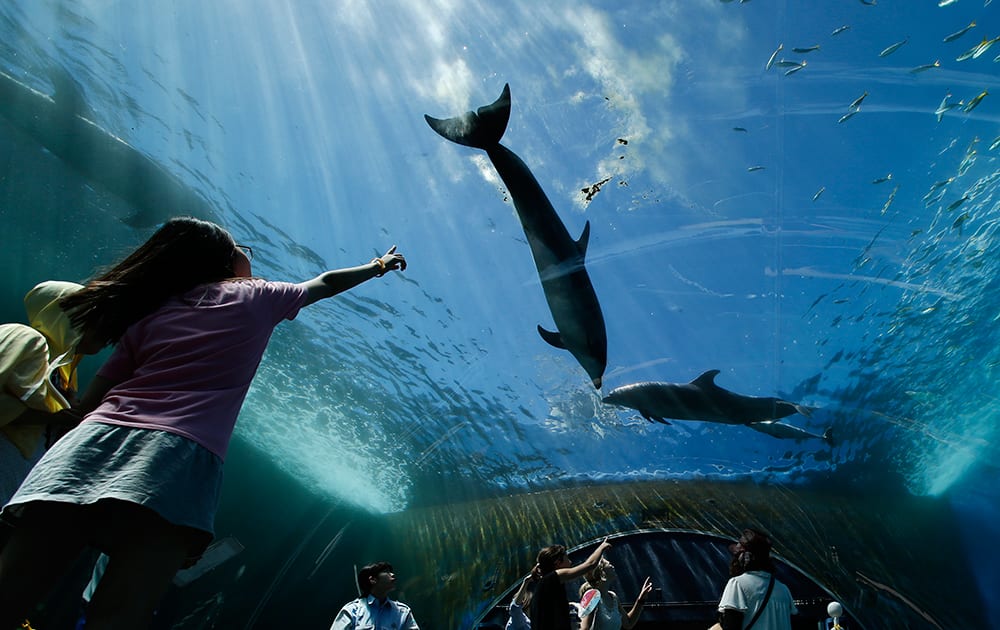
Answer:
[
  {"left": 330, "top": 561, "right": 419, "bottom": 630},
  {"left": 714, "top": 529, "right": 797, "bottom": 630}
]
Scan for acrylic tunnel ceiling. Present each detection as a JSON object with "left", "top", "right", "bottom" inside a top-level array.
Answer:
[{"left": 1, "top": 0, "right": 998, "bottom": 624}]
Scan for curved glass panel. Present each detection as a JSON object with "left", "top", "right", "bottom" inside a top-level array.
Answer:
[{"left": 0, "top": 1, "right": 996, "bottom": 628}]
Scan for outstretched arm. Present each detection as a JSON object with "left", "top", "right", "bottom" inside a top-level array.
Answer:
[
  {"left": 300, "top": 246, "right": 407, "bottom": 307},
  {"left": 621, "top": 576, "right": 653, "bottom": 629},
  {"left": 556, "top": 539, "right": 612, "bottom": 582},
  {"left": 512, "top": 572, "right": 538, "bottom": 607}
]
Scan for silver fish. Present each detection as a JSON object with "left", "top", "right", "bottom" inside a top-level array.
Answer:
[
  {"left": 989, "top": 136, "right": 1000, "bottom": 151},
  {"left": 849, "top": 91, "right": 869, "bottom": 110},
  {"left": 747, "top": 165, "right": 766, "bottom": 172},
  {"left": 774, "top": 59, "right": 805, "bottom": 68},
  {"left": 938, "top": 0, "right": 959, "bottom": 5},
  {"left": 957, "top": 37, "right": 988, "bottom": 61},
  {"left": 935, "top": 93, "right": 963, "bottom": 122},
  {"left": 838, "top": 110, "right": 859, "bottom": 124},
  {"left": 831, "top": 25, "right": 851, "bottom": 36},
  {"left": 909, "top": 60, "right": 941, "bottom": 73},
  {"left": 784, "top": 62, "right": 807, "bottom": 76},
  {"left": 946, "top": 195, "right": 969, "bottom": 212},
  {"left": 879, "top": 37, "right": 909, "bottom": 57},
  {"left": 792, "top": 45, "right": 821, "bottom": 53},
  {"left": 943, "top": 21, "right": 976, "bottom": 42},
  {"left": 872, "top": 173, "right": 893, "bottom": 184},
  {"left": 964, "top": 89, "right": 988, "bottom": 112},
  {"left": 812, "top": 186, "right": 826, "bottom": 202},
  {"left": 971, "top": 36, "right": 999, "bottom": 59},
  {"left": 766, "top": 43, "right": 783, "bottom": 70}
]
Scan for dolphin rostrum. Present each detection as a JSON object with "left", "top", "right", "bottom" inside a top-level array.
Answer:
[
  {"left": 0, "top": 67, "right": 217, "bottom": 228},
  {"left": 425, "top": 84, "right": 607, "bottom": 389},
  {"left": 603, "top": 370, "right": 827, "bottom": 441}
]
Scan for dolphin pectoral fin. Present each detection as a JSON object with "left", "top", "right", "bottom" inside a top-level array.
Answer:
[
  {"left": 424, "top": 84, "right": 511, "bottom": 150},
  {"left": 576, "top": 220, "right": 591, "bottom": 256},
  {"left": 822, "top": 428, "right": 834, "bottom": 444},
  {"left": 537, "top": 325, "right": 566, "bottom": 349},
  {"left": 747, "top": 421, "right": 774, "bottom": 434},
  {"left": 794, "top": 403, "right": 814, "bottom": 418}
]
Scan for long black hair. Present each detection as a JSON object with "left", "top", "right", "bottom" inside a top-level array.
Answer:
[{"left": 60, "top": 217, "right": 237, "bottom": 348}]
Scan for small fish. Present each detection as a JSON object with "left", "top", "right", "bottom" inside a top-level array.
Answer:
[
  {"left": 971, "top": 36, "right": 999, "bottom": 58},
  {"left": 924, "top": 178, "right": 954, "bottom": 199},
  {"left": 881, "top": 184, "right": 899, "bottom": 215},
  {"left": 946, "top": 195, "right": 969, "bottom": 211},
  {"left": 909, "top": 60, "right": 941, "bottom": 73},
  {"left": 747, "top": 165, "right": 766, "bottom": 172},
  {"left": 957, "top": 151, "right": 976, "bottom": 176},
  {"left": 860, "top": 0, "right": 876, "bottom": 5},
  {"left": 792, "top": 45, "right": 821, "bottom": 53},
  {"left": 784, "top": 62, "right": 807, "bottom": 76},
  {"left": 957, "top": 37, "right": 989, "bottom": 61},
  {"left": 879, "top": 37, "right": 909, "bottom": 57},
  {"left": 849, "top": 91, "right": 869, "bottom": 110},
  {"left": 733, "top": 127, "right": 748, "bottom": 132},
  {"left": 989, "top": 136, "right": 1000, "bottom": 151},
  {"left": 935, "top": 93, "right": 964, "bottom": 122},
  {"left": 952, "top": 212, "right": 970, "bottom": 230},
  {"left": 774, "top": 59, "right": 806, "bottom": 68},
  {"left": 838, "top": 110, "right": 859, "bottom": 124},
  {"left": 938, "top": 0, "right": 959, "bottom": 5},
  {"left": 812, "top": 186, "right": 826, "bottom": 202},
  {"left": 943, "top": 21, "right": 976, "bottom": 43},
  {"left": 831, "top": 25, "right": 851, "bottom": 36},
  {"left": 964, "top": 89, "right": 988, "bottom": 112},
  {"left": 766, "top": 43, "right": 784, "bottom": 70},
  {"left": 872, "top": 173, "right": 893, "bottom": 184}
]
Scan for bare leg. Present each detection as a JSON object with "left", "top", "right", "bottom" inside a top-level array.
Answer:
[
  {"left": 0, "top": 503, "right": 87, "bottom": 627},
  {"left": 85, "top": 502, "right": 194, "bottom": 629}
]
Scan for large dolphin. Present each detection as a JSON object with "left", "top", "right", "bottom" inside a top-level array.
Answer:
[
  {"left": 0, "top": 67, "right": 216, "bottom": 227},
  {"left": 425, "top": 84, "right": 607, "bottom": 389},
  {"left": 603, "top": 370, "right": 828, "bottom": 442}
]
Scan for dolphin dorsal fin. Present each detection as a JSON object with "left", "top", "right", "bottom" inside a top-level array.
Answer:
[
  {"left": 691, "top": 369, "right": 721, "bottom": 388},
  {"left": 576, "top": 220, "right": 591, "bottom": 256}
]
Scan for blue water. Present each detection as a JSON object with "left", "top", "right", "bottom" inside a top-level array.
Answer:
[{"left": 2, "top": 0, "right": 998, "bottom": 627}]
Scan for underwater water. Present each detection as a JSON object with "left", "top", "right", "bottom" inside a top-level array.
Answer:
[{"left": 1, "top": 0, "right": 998, "bottom": 627}]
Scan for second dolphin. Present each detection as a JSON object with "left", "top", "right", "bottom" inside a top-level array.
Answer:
[{"left": 425, "top": 84, "right": 607, "bottom": 388}]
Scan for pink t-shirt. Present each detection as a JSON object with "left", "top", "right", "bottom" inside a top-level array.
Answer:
[{"left": 88, "top": 279, "right": 308, "bottom": 459}]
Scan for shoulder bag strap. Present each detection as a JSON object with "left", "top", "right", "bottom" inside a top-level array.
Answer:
[{"left": 743, "top": 573, "right": 775, "bottom": 630}]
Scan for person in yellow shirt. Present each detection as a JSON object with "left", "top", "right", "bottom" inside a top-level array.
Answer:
[{"left": 0, "top": 281, "right": 98, "bottom": 503}]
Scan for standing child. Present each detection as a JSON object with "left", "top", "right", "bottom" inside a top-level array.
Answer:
[{"left": 0, "top": 217, "right": 406, "bottom": 628}]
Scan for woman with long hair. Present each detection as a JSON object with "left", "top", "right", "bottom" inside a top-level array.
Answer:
[
  {"left": 713, "top": 529, "right": 797, "bottom": 630},
  {"left": 0, "top": 217, "right": 406, "bottom": 628},
  {"left": 577, "top": 556, "right": 653, "bottom": 630}
]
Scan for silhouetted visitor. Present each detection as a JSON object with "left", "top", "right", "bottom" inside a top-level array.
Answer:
[
  {"left": 531, "top": 538, "right": 612, "bottom": 630},
  {"left": 506, "top": 571, "right": 538, "bottom": 630},
  {"left": 330, "top": 561, "right": 419, "bottom": 629},
  {"left": 0, "top": 217, "right": 406, "bottom": 628},
  {"left": 577, "top": 555, "right": 653, "bottom": 630},
  {"left": 712, "top": 528, "right": 797, "bottom": 630}
]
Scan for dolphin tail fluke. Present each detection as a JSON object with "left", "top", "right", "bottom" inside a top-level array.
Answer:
[
  {"left": 424, "top": 84, "right": 511, "bottom": 150},
  {"left": 537, "top": 325, "right": 566, "bottom": 349}
]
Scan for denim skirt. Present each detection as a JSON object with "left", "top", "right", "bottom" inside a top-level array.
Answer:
[{"left": 3, "top": 421, "right": 223, "bottom": 541}]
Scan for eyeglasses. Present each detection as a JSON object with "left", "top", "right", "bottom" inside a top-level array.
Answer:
[{"left": 235, "top": 245, "right": 254, "bottom": 261}]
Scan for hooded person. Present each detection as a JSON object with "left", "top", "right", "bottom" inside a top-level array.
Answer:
[{"left": 0, "top": 281, "right": 89, "bottom": 502}]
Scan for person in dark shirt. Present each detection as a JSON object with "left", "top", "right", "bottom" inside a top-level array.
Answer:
[{"left": 530, "top": 538, "right": 612, "bottom": 630}]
